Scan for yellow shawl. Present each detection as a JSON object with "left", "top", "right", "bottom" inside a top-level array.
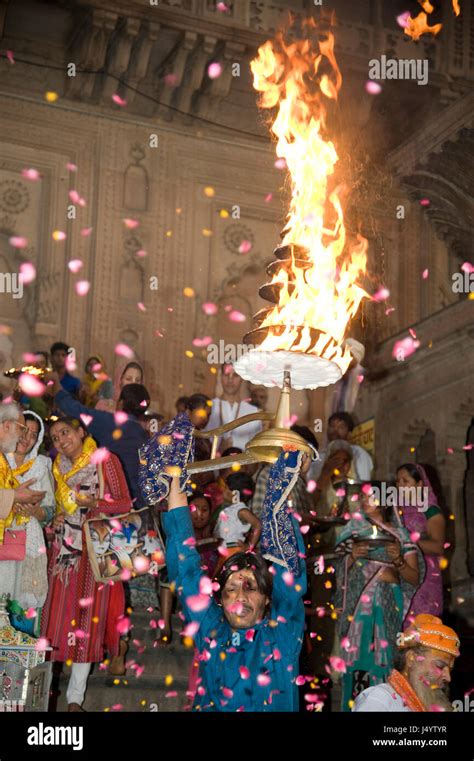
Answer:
[
  {"left": 0, "top": 453, "right": 26, "bottom": 543},
  {"left": 53, "top": 436, "right": 97, "bottom": 515}
]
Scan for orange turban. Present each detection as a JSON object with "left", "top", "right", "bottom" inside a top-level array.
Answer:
[{"left": 399, "top": 614, "right": 460, "bottom": 658}]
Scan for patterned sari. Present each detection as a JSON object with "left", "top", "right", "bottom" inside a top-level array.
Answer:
[{"left": 334, "top": 512, "right": 424, "bottom": 711}]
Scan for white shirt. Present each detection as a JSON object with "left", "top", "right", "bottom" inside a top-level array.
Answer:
[
  {"left": 308, "top": 443, "right": 373, "bottom": 483},
  {"left": 204, "top": 399, "right": 262, "bottom": 452},
  {"left": 215, "top": 502, "right": 251, "bottom": 546},
  {"left": 352, "top": 683, "right": 411, "bottom": 712}
]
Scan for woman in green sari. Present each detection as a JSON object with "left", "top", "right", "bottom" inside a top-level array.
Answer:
[{"left": 334, "top": 481, "right": 424, "bottom": 711}]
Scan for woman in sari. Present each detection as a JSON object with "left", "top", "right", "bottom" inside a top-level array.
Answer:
[
  {"left": 1, "top": 411, "right": 55, "bottom": 634},
  {"left": 41, "top": 417, "right": 132, "bottom": 711},
  {"left": 396, "top": 463, "right": 445, "bottom": 619},
  {"left": 334, "top": 481, "right": 423, "bottom": 711}
]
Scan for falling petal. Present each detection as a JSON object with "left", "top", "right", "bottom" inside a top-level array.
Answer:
[
  {"left": 329, "top": 656, "right": 346, "bottom": 673},
  {"left": 19, "top": 262, "right": 36, "bottom": 284},
  {"left": 115, "top": 343, "right": 134, "bottom": 359},
  {"left": 239, "top": 666, "right": 250, "bottom": 680},
  {"left": 52, "top": 230, "right": 67, "bottom": 241},
  {"left": 217, "top": 2, "right": 230, "bottom": 11},
  {"left": 229, "top": 310, "right": 246, "bottom": 323},
  {"left": 422, "top": 268, "right": 429, "bottom": 279},
  {"left": 137, "top": 302, "right": 146, "bottom": 312},
  {"left": 21, "top": 167, "right": 40, "bottom": 181},
  {"left": 68, "top": 259, "right": 83, "bottom": 273},
  {"left": 35, "top": 637, "right": 49, "bottom": 652},
  {"left": 365, "top": 81, "right": 382, "bottom": 94},
  {"left": 186, "top": 595, "right": 211, "bottom": 613},
  {"left": 192, "top": 336, "right": 213, "bottom": 348},
  {"left": 238, "top": 240, "right": 252, "bottom": 254},
  {"left": 392, "top": 336, "right": 420, "bottom": 361},
  {"left": 123, "top": 218, "right": 139, "bottom": 229},
  {"left": 19, "top": 373, "right": 44, "bottom": 397},
  {"left": 75, "top": 280, "right": 90, "bottom": 296},
  {"left": 90, "top": 447, "right": 110, "bottom": 465},
  {"left": 461, "top": 262, "right": 474, "bottom": 274},
  {"left": 164, "top": 73, "right": 179, "bottom": 87},
  {"left": 396, "top": 11, "right": 411, "bottom": 28},
  {"left": 112, "top": 94, "right": 127, "bottom": 107},
  {"left": 66, "top": 162, "right": 78, "bottom": 172},
  {"left": 9, "top": 236, "right": 28, "bottom": 248},
  {"left": 133, "top": 555, "right": 150, "bottom": 573},
  {"left": 6, "top": 50, "right": 14, "bottom": 64},
  {"left": 420, "top": 198, "right": 430, "bottom": 206},
  {"left": 257, "top": 674, "right": 271, "bottom": 686},
  {"left": 264, "top": 193, "right": 273, "bottom": 202},
  {"left": 202, "top": 302, "right": 218, "bottom": 316},
  {"left": 372, "top": 287, "right": 390, "bottom": 302},
  {"left": 79, "top": 414, "right": 93, "bottom": 426},
  {"left": 114, "top": 411, "right": 128, "bottom": 425},
  {"left": 80, "top": 227, "right": 93, "bottom": 237},
  {"left": 207, "top": 62, "right": 222, "bottom": 79},
  {"left": 136, "top": 249, "right": 147, "bottom": 258}
]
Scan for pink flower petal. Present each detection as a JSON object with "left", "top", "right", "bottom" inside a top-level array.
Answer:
[
  {"left": 9, "top": 236, "right": 28, "bottom": 249},
  {"left": 306, "top": 480, "right": 317, "bottom": 493},
  {"left": 6, "top": 50, "right": 14, "bottom": 64},
  {"left": 239, "top": 666, "right": 250, "bottom": 680},
  {"left": 257, "top": 674, "right": 271, "bottom": 686},
  {"left": 329, "top": 656, "right": 346, "bottom": 673},
  {"left": 183, "top": 621, "right": 200, "bottom": 638},
  {"left": 207, "top": 62, "right": 222, "bottom": 79},
  {"left": 133, "top": 555, "right": 150, "bottom": 573},
  {"left": 396, "top": 11, "right": 411, "bottom": 28},
  {"left": 392, "top": 336, "right": 420, "bottom": 361},
  {"left": 264, "top": 193, "right": 273, "bottom": 202},
  {"left": 420, "top": 198, "right": 430, "bottom": 206},
  {"left": 422, "top": 268, "right": 429, "bottom": 279},
  {"left": 79, "top": 597, "right": 94, "bottom": 608},
  {"left": 19, "top": 262, "right": 36, "bottom": 284},
  {"left": 164, "top": 73, "right": 179, "bottom": 87},
  {"left": 66, "top": 162, "right": 78, "bottom": 172},
  {"left": 123, "top": 218, "right": 139, "bottom": 229},
  {"left": 79, "top": 414, "right": 93, "bottom": 427},
  {"left": 282, "top": 571, "right": 294, "bottom": 586},
  {"left": 202, "top": 301, "right": 218, "bottom": 316},
  {"left": 461, "top": 262, "right": 474, "bottom": 274},
  {"left": 80, "top": 227, "right": 93, "bottom": 237},
  {"left": 229, "top": 310, "right": 246, "bottom": 323},
  {"left": 238, "top": 240, "right": 252, "bottom": 254},
  {"left": 410, "top": 531, "right": 421, "bottom": 542},
  {"left": 21, "top": 167, "right": 40, "bottom": 181},
  {"left": 199, "top": 576, "right": 214, "bottom": 596},
  {"left": 365, "top": 81, "right": 382, "bottom": 95},
  {"left": 372, "top": 287, "right": 390, "bottom": 302},
  {"left": 52, "top": 230, "right": 67, "bottom": 241},
  {"left": 68, "top": 259, "right": 83, "bottom": 273},
  {"left": 25, "top": 607, "right": 37, "bottom": 619},
  {"left": 35, "top": 637, "right": 49, "bottom": 652},
  {"left": 18, "top": 373, "right": 44, "bottom": 397},
  {"left": 115, "top": 343, "right": 134, "bottom": 359},
  {"left": 192, "top": 336, "right": 213, "bottom": 348},
  {"left": 116, "top": 617, "right": 131, "bottom": 635},
  {"left": 137, "top": 302, "right": 146, "bottom": 312},
  {"left": 245, "top": 629, "right": 255, "bottom": 642},
  {"left": 222, "top": 687, "right": 233, "bottom": 699},
  {"left": 90, "top": 447, "right": 110, "bottom": 465},
  {"left": 75, "top": 280, "right": 90, "bottom": 296},
  {"left": 136, "top": 249, "right": 147, "bottom": 258},
  {"left": 112, "top": 94, "right": 127, "bottom": 107},
  {"left": 274, "top": 158, "right": 286, "bottom": 169},
  {"left": 114, "top": 411, "right": 128, "bottom": 425},
  {"left": 69, "top": 190, "right": 81, "bottom": 204},
  {"left": 186, "top": 595, "right": 211, "bottom": 613},
  {"left": 216, "top": 2, "right": 230, "bottom": 11}
]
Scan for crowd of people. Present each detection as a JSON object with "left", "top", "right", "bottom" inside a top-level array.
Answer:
[{"left": 0, "top": 345, "right": 460, "bottom": 713}]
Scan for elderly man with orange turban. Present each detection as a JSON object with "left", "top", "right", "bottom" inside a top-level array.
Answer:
[{"left": 353, "top": 614, "right": 460, "bottom": 712}]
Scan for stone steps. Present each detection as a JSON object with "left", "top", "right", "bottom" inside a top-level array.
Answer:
[{"left": 53, "top": 609, "right": 194, "bottom": 712}]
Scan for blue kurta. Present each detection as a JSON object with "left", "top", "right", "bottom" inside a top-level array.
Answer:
[{"left": 162, "top": 506, "right": 306, "bottom": 712}]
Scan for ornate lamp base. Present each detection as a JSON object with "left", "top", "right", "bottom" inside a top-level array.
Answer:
[{"left": 234, "top": 348, "right": 342, "bottom": 390}]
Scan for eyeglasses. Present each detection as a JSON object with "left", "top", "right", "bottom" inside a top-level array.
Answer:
[{"left": 13, "top": 421, "right": 29, "bottom": 432}]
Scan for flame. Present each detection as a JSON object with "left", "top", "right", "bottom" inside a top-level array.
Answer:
[
  {"left": 405, "top": 0, "right": 461, "bottom": 41},
  {"left": 250, "top": 26, "right": 368, "bottom": 374}
]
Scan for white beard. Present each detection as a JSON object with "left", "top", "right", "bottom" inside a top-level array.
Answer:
[
  {"left": 411, "top": 673, "right": 453, "bottom": 711},
  {"left": 0, "top": 433, "right": 19, "bottom": 454}
]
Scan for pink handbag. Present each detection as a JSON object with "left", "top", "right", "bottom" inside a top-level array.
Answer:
[{"left": 0, "top": 529, "right": 27, "bottom": 561}]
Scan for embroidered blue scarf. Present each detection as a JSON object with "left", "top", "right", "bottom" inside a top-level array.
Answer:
[
  {"left": 260, "top": 449, "right": 304, "bottom": 575},
  {"left": 138, "top": 412, "right": 194, "bottom": 504}
]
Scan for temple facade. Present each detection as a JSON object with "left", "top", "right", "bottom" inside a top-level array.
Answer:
[{"left": 0, "top": 0, "right": 472, "bottom": 616}]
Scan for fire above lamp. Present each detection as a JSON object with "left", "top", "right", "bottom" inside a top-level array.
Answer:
[
  {"left": 192, "top": 22, "right": 369, "bottom": 472},
  {"left": 235, "top": 22, "right": 369, "bottom": 391}
]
